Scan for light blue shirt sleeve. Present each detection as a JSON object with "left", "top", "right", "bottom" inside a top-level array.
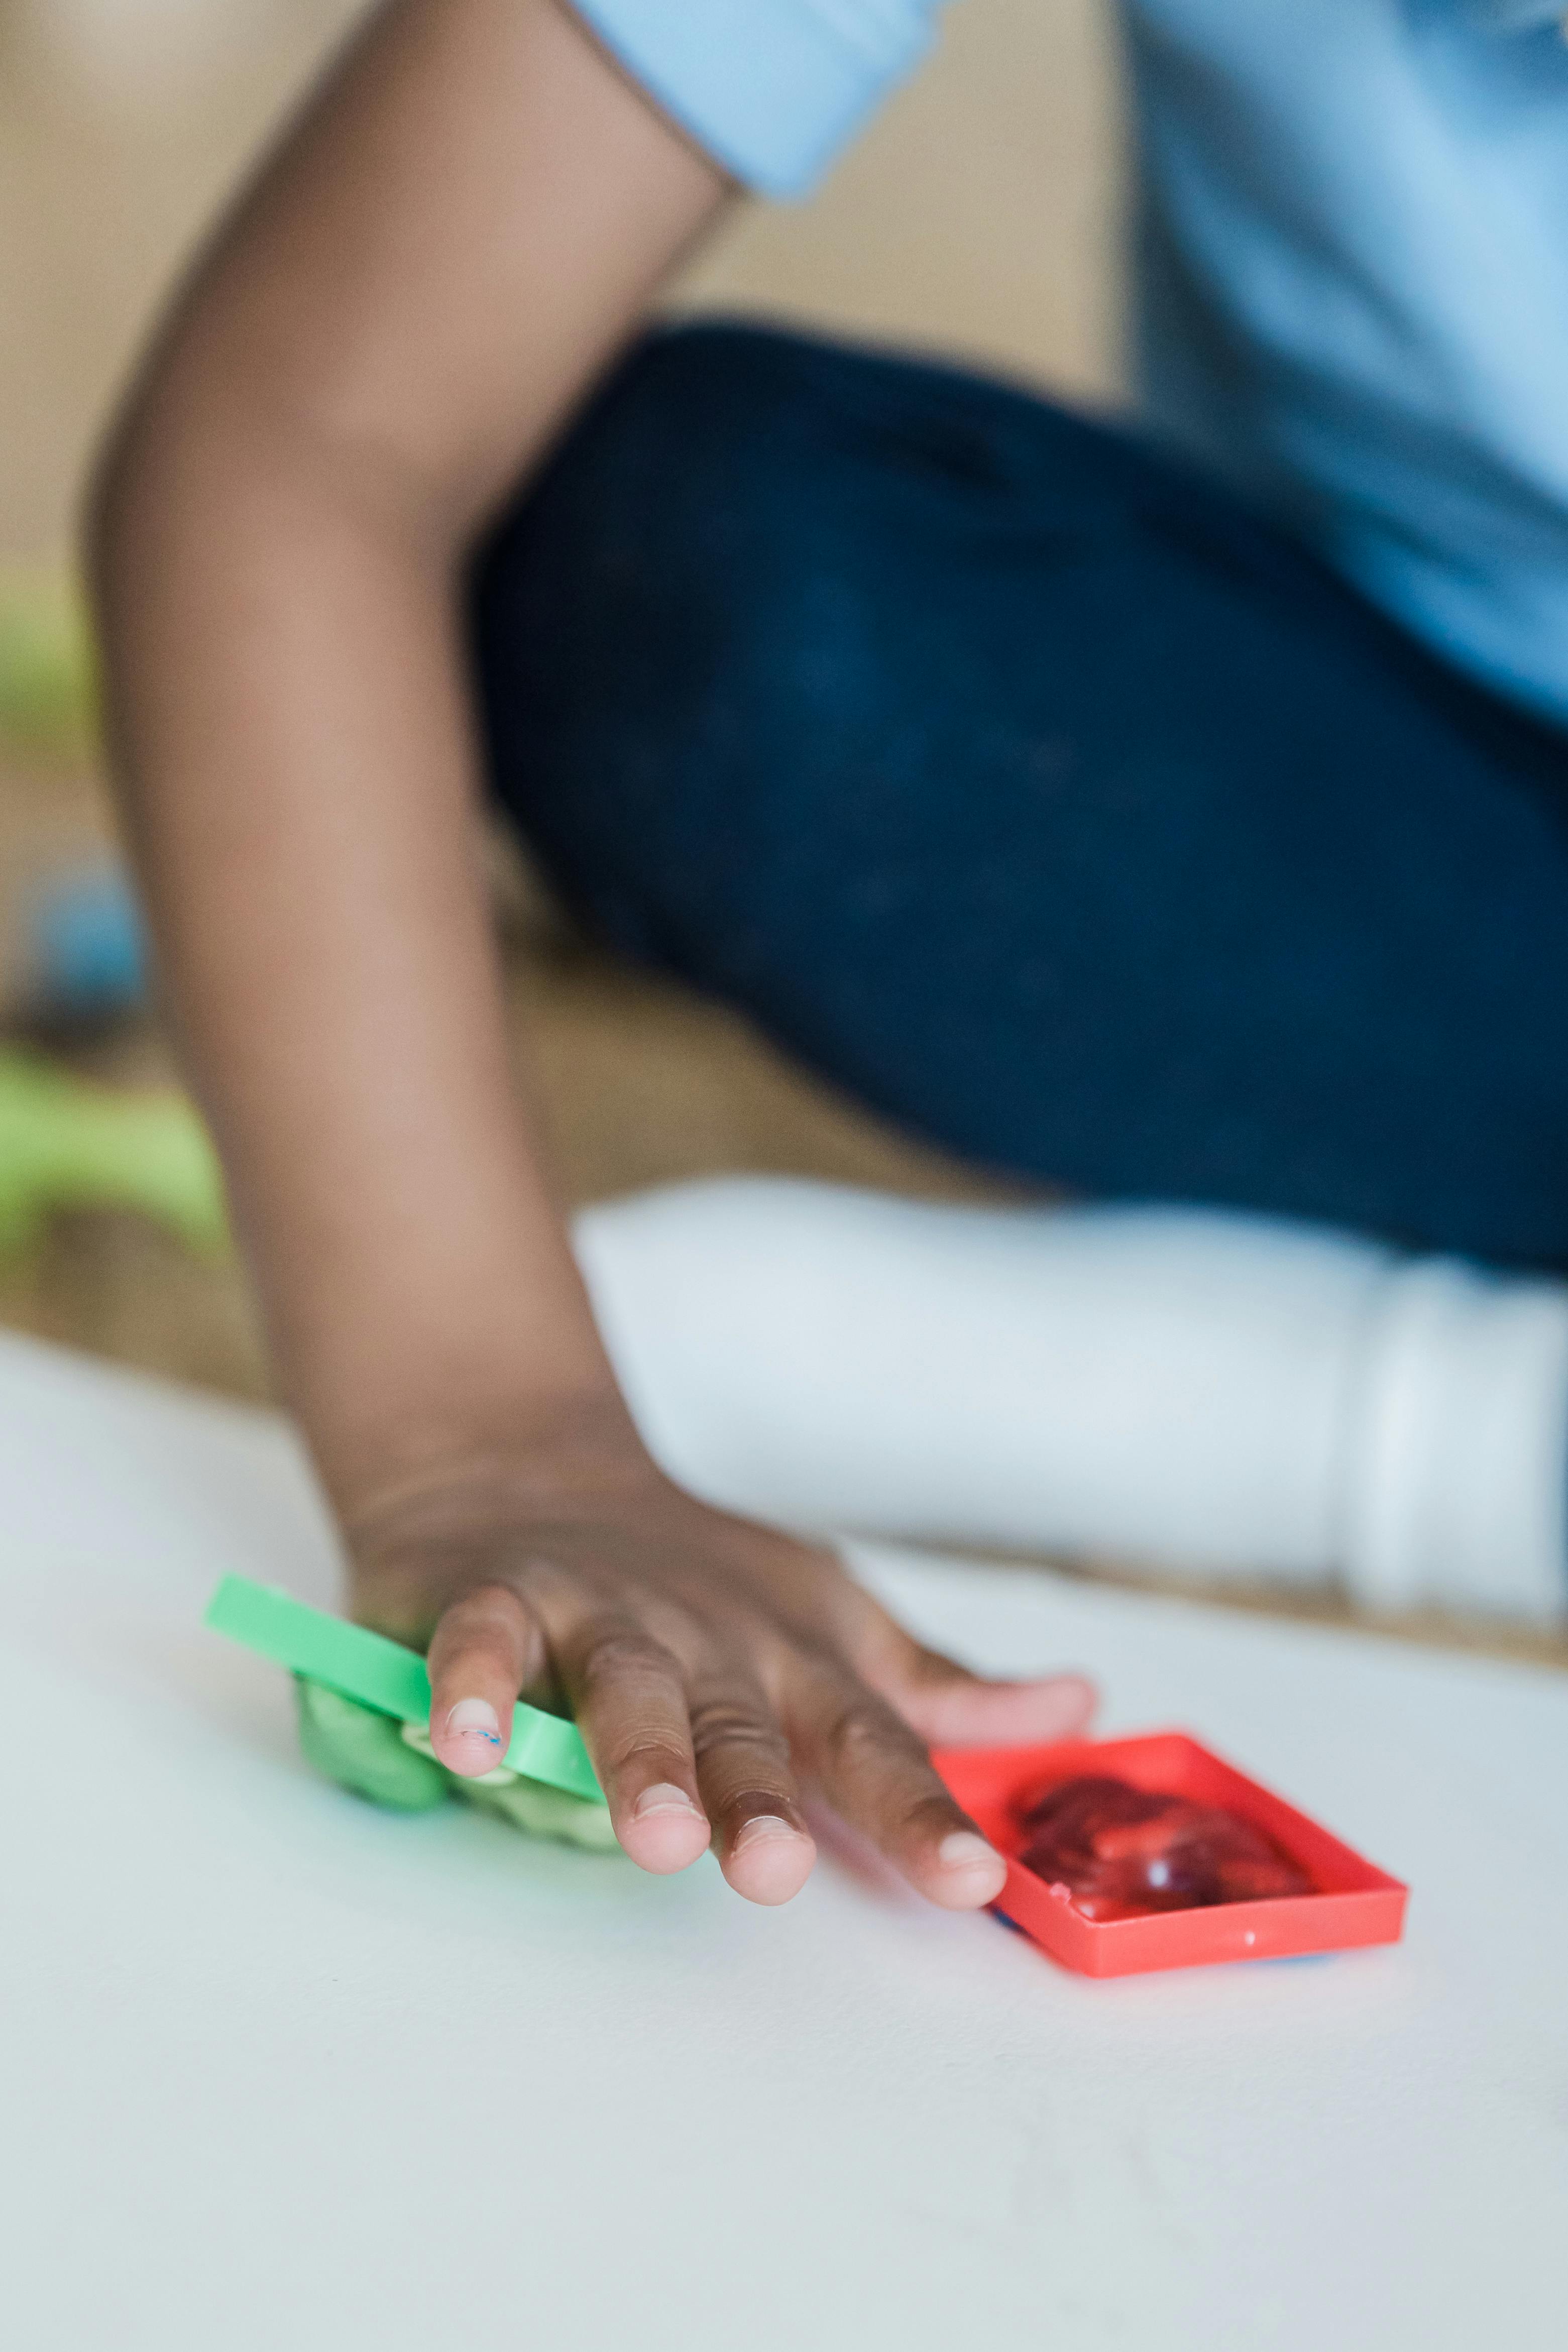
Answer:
[
  {"left": 570, "top": 0, "right": 948, "bottom": 198},
  {"left": 1460, "top": 0, "right": 1563, "bottom": 27}
]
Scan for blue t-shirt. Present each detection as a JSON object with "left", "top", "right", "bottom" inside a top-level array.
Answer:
[{"left": 572, "top": 0, "right": 1568, "bottom": 730}]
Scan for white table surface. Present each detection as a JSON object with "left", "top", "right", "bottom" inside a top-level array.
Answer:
[{"left": 2, "top": 1331, "right": 1564, "bottom": 2348}]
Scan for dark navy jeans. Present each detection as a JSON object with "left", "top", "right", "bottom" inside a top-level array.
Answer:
[{"left": 472, "top": 323, "right": 1568, "bottom": 1271}]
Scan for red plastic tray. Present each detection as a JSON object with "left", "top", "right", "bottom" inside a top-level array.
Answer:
[{"left": 933, "top": 1730, "right": 1408, "bottom": 1979}]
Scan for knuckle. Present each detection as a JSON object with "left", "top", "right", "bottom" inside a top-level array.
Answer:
[
  {"left": 509, "top": 1550, "right": 599, "bottom": 1608},
  {"left": 894, "top": 1788, "right": 963, "bottom": 1845},
  {"left": 906, "top": 1641, "right": 968, "bottom": 1689},
  {"left": 436, "top": 1581, "right": 524, "bottom": 1641},
  {"left": 776, "top": 1629, "right": 840, "bottom": 1681},
  {"left": 577, "top": 1626, "right": 679, "bottom": 1693},
  {"left": 604, "top": 1731, "right": 695, "bottom": 1784},
  {"left": 687, "top": 1691, "right": 790, "bottom": 1774},
  {"left": 820, "top": 1691, "right": 924, "bottom": 1777}
]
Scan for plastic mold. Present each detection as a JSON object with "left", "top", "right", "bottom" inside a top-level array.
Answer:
[
  {"left": 933, "top": 1730, "right": 1407, "bottom": 1979},
  {"left": 205, "top": 1575, "right": 606, "bottom": 1805}
]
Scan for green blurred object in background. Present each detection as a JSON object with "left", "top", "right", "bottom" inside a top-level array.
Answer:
[
  {"left": 0, "top": 1049, "right": 227, "bottom": 1255},
  {"left": 0, "top": 568, "right": 99, "bottom": 765}
]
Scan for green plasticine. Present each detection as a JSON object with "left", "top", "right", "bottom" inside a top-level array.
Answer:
[
  {"left": 205, "top": 1574, "right": 606, "bottom": 1805},
  {"left": 0, "top": 568, "right": 98, "bottom": 764},
  {"left": 295, "top": 1676, "right": 449, "bottom": 1812},
  {"left": 0, "top": 1051, "right": 228, "bottom": 1256}
]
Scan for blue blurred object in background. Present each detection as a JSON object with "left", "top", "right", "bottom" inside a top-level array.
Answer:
[{"left": 21, "top": 868, "right": 147, "bottom": 1028}]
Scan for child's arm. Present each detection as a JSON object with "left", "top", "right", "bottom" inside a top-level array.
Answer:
[{"left": 89, "top": 0, "right": 1091, "bottom": 1905}]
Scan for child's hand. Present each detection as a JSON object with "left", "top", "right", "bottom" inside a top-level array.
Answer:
[{"left": 345, "top": 1432, "right": 1095, "bottom": 1909}]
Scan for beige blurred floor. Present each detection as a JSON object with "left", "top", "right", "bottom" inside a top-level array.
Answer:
[{"left": 2, "top": 4, "right": 1562, "bottom": 1666}]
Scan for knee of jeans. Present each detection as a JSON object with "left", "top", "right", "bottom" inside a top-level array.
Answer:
[
  {"left": 478, "top": 318, "right": 823, "bottom": 617},
  {"left": 468, "top": 325, "right": 856, "bottom": 945}
]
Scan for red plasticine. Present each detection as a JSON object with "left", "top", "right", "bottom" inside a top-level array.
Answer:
[
  {"left": 932, "top": 1732, "right": 1408, "bottom": 1977},
  {"left": 1017, "top": 1772, "right": 1311, "bottom": 1922}
]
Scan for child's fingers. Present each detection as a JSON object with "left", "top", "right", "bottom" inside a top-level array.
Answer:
[
  {"left": 886, "top": 1647, "right": 1098, "bottom": 1750},
  {"left": 549, "top": 1614, "right": 713, "bottom": 1875},
  {"left": 788, "top": 1661, "right": 1010, "bottom": 1912},
  {"left": 838, "top": 1583, "right": 1098, "bottom": 1749},
  {"left": 543, "top": 1597, "right": 808, "bottom": 1897},
  {"left": 424, "top": 1582, "right": 545, "bottom": 1775},
  {"left": 680, "top": 1662, "right": 816, "bottom": 1905}
]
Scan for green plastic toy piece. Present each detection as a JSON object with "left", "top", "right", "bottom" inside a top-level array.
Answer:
[
  {"left": 205, "top": 1574, "right": 607, "bottom": 1806},
  {"left": 0, "top": 1049, "right": 229, "bottom": 1255}
]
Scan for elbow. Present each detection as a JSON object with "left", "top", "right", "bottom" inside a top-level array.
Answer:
[
  {"left": 85, "top": 339, "right": 301, "bottom": 668},
  {"left": 84, "top": 334, "right": 218, "bottom": 626},
  {"left": 84, "top": 383, "right": 152, "bottom": 612},
  {"left": 87, "top": 331, "right": 461, "bottom": 631}
]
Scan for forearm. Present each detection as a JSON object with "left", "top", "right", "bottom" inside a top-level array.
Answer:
[
  {"left": 93, "top": 420, "right": 619, "bottom": 1515},
  {"left": 86, "top": 0, "right": 727, "bottom": 1515}
]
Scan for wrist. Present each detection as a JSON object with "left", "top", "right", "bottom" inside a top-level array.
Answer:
[
  {"left": 339, "top": 1382, "right": 662, "bottom": 1567},
  {"left": 273, "top": 1241, "right": 635, "bottom": 1528}
]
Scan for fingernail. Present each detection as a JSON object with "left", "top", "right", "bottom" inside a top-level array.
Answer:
[
  {"left": 632, "top": 1782, "right": 704, "bottom": 1823},
  {"left": 444, "top": 1699, "right": 502, "bottom": 1747},
  {"left": 732, "top": 1814, "right": 799, "bottom": 1853},
  {"left": 939, "top": 1831, "right": 1004, "bottom": 1875}
]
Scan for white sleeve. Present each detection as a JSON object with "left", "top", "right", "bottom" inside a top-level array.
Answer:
[{"left": 570, "top": 0, "right": 950, "bottom": 198}]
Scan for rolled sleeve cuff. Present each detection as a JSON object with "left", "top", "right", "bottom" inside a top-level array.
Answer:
[
  {"left": 1459, "top": 0, "right": 1565, "bottom": 31},
  {"left": 571, "top": 0, "right": 937, "bottom": 199}
]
